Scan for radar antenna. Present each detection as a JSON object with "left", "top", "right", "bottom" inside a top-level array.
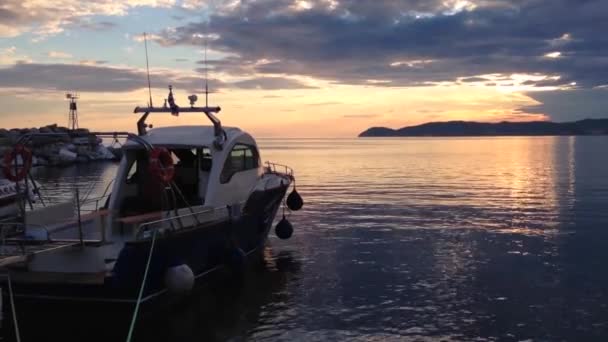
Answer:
[{"left": 132, "top": 29, "right": 224, "bottom": 149}]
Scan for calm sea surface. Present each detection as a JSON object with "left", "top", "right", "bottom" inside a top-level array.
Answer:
[{"left": 8, "top": 136, "right": 608, "bottom": 341}]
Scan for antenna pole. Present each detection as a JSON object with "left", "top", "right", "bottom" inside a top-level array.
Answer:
[
  {"left": 204, "top": 33, "right": 209, "bottom": 107},
  {"left": 144, "top": 32, "right": 153, "bottom": 107}
]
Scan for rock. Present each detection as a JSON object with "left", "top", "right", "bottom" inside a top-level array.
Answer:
[
  {"left": 95, "top": 145, "right": 117, "bottom": 160},
  {"left": 76, "top": 155, "right": 90, "bottom": 163},
  {"left": 106, "top": 146, "right": 123, "bottom": 160},
  {"left": 45, "top": 124, "right": 58, "bottom": 131},
  {"left": 74, "top": 128, "right": 90, "bottom": 135},
  {"left": 33, "top": 157, "right": 49, "bottom": 166},
  {"left": 55, "top": 126, "right": 69, "bottom": 134},
  {"left": 58, "top": 148, "right": 77, "bottom": 163},
  {"left": 72, "top": 136, "right": 91, "bottom": 145},
  {"left": 1, "top": 124, "right": 118, "bottom": 167}
]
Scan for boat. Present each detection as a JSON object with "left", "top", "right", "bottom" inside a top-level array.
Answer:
[
  {"left": 0, "top": 85, "right": 303, "bottom": 306},
  {"left": 0, "top": 178, "right": 38, "bottom": 220}
]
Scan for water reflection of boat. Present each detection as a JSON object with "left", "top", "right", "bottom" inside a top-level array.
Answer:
[
  {"left": 6, "top": 247, "right": 301, "bottom": 342},
  {"left": 0, "top": 86, "right": 303, "bottom": 312}
]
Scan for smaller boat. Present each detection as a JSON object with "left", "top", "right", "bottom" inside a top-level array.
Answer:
[
  {"left": 0, "top": 85, "right": 303, "bottom": 306},
  {"left": 0, "top": 178, "right": 38, "bottom": 220}
]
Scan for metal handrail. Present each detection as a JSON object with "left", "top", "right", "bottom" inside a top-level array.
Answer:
[
  {"left": 14, "top": 131, "right": 153, "bottom": 151},
  {"left": 265, "top": 161, "right": 294, "bottom": 178},
  {"left": 134, "top": 204, "right": 237, "bottom": 239},
  {"left": 80, "top": 193, "right": 111, "bottom": 211}
]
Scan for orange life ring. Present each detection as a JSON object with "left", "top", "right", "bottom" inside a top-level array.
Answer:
[
  {"left": 3, "top": 145, "right": 32, "bottom": 182},
  {"left": 148, "top": 147, "right": 174, "bottom": 183}
]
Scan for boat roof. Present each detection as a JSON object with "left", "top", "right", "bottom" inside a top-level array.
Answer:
[{"left": 125, "top": 125, "right": 243, "bottom": 148}]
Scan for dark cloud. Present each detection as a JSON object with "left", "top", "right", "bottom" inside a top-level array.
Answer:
[
  {"left": 460, "top": 77, "right": 489, "bottom": 83},
  {"left": 76, "top": 20, "right": 116, "bottom": 31},
  {"left": 0, "top": 63, "right": 311, "bottom": 93},
  {"left": 156, "top": 0, "right": 608, "bottom": 90},
  {"left": 0, "top": 63, "right": 150, "bottom": 92},
  {"left": 229, "top": 77, "right": 315, "bottom": 90},
  {"left": 520, "top": 89, "right": 608, "bottom": 122}
]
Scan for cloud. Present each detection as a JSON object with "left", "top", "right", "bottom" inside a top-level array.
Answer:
[
  {"left": 155, "top": 0, "right": 608, "bottom": 90},
  {"left": 0, "top": 46, "right": 30, "bottom": 65},
  {"left": 342, "top": 114, "right": 380, "bottom": 119},
  {"left": 229, "top": 77, "right": 315, "bottom": 90},
  {"left": 76, "top": 20, "right": 117, "bottom": 31},
  {"left": 0, "top": 0, "right": 175, "bottom": 38},
  {"left": 0, "top": 62, "right": 214, "bottom": 93},
  {"left": 0, "top": 62, "right": 313, "bottom": 93},
  {"left": 520, "top": 89, "right": 608, "bottom": 122},
  {"left": 47, "top": 51, "right": 73, "bottom": 59},
  {"left": 306, "top": 101, "right": 342, "bottom": 106}
]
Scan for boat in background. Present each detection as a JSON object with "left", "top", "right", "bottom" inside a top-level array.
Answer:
[
  {"left": 0, "top": 178, "right": 38, "bottom": 220},
  {"left": 0, "top": 85, "right": 303, "bottom": 307}
]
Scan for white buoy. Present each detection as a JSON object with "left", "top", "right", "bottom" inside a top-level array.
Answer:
[{"left": 164, "top": 264, "right": 195, "bottom": 295}]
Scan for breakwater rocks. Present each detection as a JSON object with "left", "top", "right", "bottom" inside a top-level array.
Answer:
[{"left": 0, "top": 124, "right": 121, "bottom": 167}]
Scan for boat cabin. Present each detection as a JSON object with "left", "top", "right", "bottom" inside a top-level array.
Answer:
[{"left": 108, "top": 125, "right": 264, "bottom": 222}]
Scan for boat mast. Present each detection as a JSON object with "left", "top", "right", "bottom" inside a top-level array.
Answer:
[
  {"left": 144, "top": 32, "right": 154, "bottom": 108},
  {"left": 204, "top": 32, "right": 209, "bottom": 108}
]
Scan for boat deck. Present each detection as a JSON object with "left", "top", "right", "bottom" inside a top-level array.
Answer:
[{"left": 0, "top": 240, "right": 80, "bottom": 267}]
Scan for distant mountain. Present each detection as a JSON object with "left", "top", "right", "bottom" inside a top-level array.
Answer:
[{"left": 359, "top": 119, "right": 608, "bottom": 137}]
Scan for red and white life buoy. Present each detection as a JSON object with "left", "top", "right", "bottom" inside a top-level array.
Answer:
[
  {"left": 3, "top": 145, "right": 32, "bottom": 182},
  {"left": 148, "top": 147, "right": 174, "bottom": 183}
]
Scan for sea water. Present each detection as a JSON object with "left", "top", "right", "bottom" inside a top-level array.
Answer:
[{"left": 6, "top": 136, "right": 608, "bottom": 341}]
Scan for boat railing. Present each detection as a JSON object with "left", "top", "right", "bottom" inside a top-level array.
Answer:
[
  {"left": 79, "top": 194, "right": 111, "bottom": 212},
  {"left": 134, "top": 203, "right": 244, "bottom": 240},
  {"left": 79, "top": 178, "right": 114, "bottom": 212},
  {"left": 265, "top": 161, "right": 294, "bottom": 178}
]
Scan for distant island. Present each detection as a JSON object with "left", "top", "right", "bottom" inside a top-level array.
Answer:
[{"left": 359, "top": 119, "right": 608, "bottom": 137}]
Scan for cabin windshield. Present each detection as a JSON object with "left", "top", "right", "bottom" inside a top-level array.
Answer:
[{"left": 119, "top": 147, "right": 212, "bottom": 216}]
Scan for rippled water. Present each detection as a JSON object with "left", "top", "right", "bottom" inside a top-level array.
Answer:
[{"left": 7, "top": 136, "right": 608, "bottom": 341}]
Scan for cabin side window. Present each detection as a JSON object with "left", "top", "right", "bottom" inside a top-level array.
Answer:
[
  {"left": 220, "top": 144, "right": 260, "bottom": 183},
  {"left": 200, "top": 147, "right": 212, "bottom": 172}
]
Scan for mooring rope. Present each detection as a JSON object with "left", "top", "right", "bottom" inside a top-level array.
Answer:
[
  {"left": 7, "top": 272, "right": 21, "bottom": 342},
  {"left": 125, "top": 229, "right": 157, "bottom": 342}
]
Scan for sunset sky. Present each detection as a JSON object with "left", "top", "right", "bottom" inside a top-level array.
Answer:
[{"left": 1, "top": 0, "right": 607, "bottom": 137}]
